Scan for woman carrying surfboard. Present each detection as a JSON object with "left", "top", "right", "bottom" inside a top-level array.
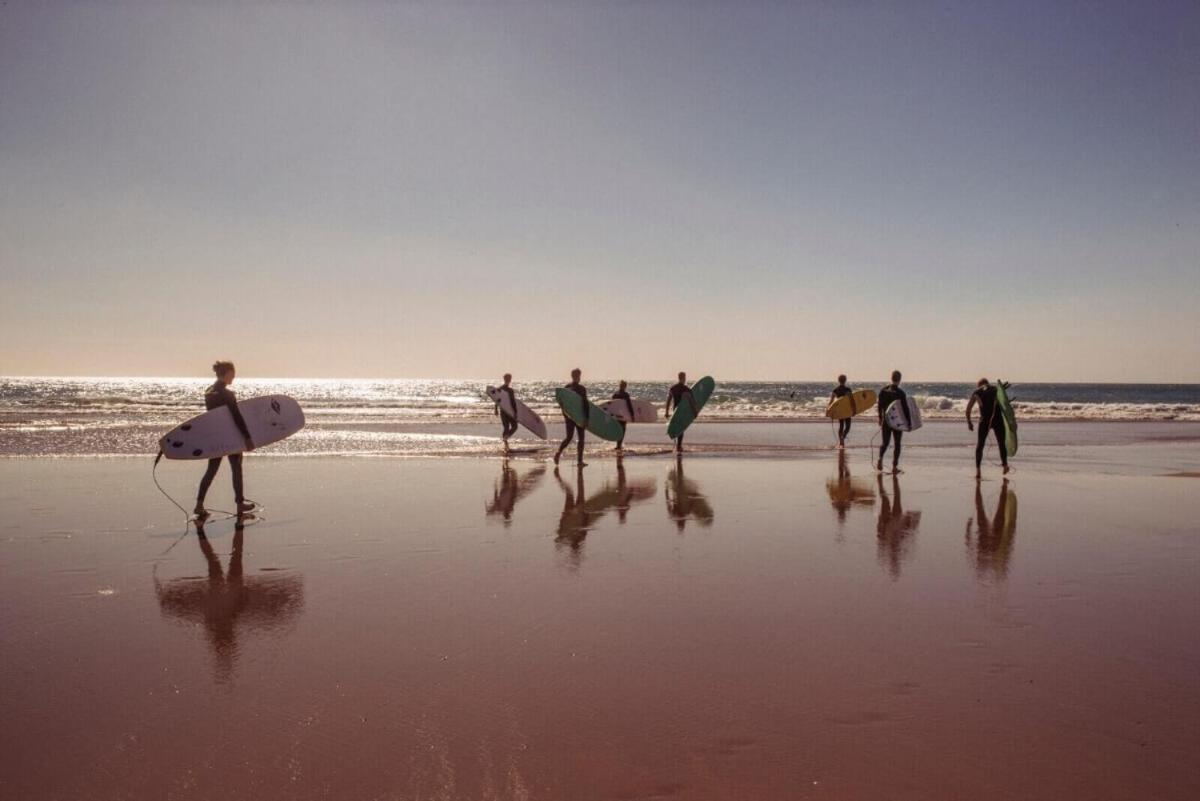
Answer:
[
  {"left": 195, "top": 361, "right": 256, "bottom": 518},
  {"left": 554, "top": 368, "right": 589, "bottom": 467},
  {"left": 829, "top": 375, "right": 854, "bottom": 448},
  {"left": 611, "top": 380, "right": 635, "bottom": 451}
]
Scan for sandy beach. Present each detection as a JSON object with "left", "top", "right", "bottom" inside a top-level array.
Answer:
[{"left": 3, "top": 446, "right": 1198, "bottom": 800}]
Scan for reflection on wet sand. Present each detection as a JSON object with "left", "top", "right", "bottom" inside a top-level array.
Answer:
[
  {"left": 965, "top": 480, "right": 1018, "bottom": 581},
  {"left": 665, "top": 456, "right": 715, "bottom": 532},
  {"left": 876, "top": 473, "right": 921, "bottom": 579},
  {"left": 485, "top": 460, "right": 547, "bottom": 527},
  {"left": 155, "top": 519, "right": 305, "bottom": 682},
  {"left": 553, "top": 459, "right": 657, "bottom": 568},
  {"left": 826, "top": 450, "right": 876, "bottom": 528}
]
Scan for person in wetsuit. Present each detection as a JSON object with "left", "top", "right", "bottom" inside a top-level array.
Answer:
[
  {"left": 554, "top": 368, "right": 589, "bottom": 467},
  {"left": 966, "top": 377, "right": 1010, "bottom": 478},
  {"left": 829, "top": 374, "right": 855, "bottom": 448},
  {"left": 493, "top": 373, "right": 519, "bottom": 453},
  {"left": 664, "top": 372, "right": 697, "bottom": 454},
  {"left": 877, "top": 370, "right": 912, "bottom": 473},
  {"left": 611, "top": 379, "right": 635, "bottom": 451},
  {"left": 195, "top": 361, "right": 256, "bottom": 517}
]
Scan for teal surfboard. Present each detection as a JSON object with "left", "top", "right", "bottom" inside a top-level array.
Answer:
[
  {"left": 554, "top": 388, "right": 625, "bottom": 442},
  {"left": 666, "top": 376, "right": 716, "bottom": 439},
  {"left": 996, "top": 381, "right": 1018, "bottom": 457}
]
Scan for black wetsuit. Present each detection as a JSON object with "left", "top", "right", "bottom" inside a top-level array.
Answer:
[
  {"left": 611, "top": 390, "right": 634, "bottom": 447},
  {"left": 877, "top": 383, "right": 911, "bottom": 468},
  {"left": 831, "top": 385, "right": 853, "bottom": 441},
  {"left": 495, "top": 386, "right": 518, "bottom": 440},
  {"left": 971, "top": 385, "right": 1008, "bottom": 468},
  {"left": 666, "top": 383, "right": 694, "bottom": 449},
  {"left": 197, "top": 381, "right": 251, "bottom": 506},
  {"left": 557, "top": 381, "right": 589, "bottom": 462}
]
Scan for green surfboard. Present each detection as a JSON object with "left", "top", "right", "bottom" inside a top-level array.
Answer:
[
  {"left": 554, "top": 388, "right": 625, "bottom": 442},
  {"left": 996, "top": 381, "right": 1018, "bottom": 458},
  {"left": 666, "top": 376, "right": 716, "bottom": 439}
]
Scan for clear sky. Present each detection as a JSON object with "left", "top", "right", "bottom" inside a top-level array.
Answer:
[{"left": 2, "top": 1, "right": 1197, "bottom": 381}]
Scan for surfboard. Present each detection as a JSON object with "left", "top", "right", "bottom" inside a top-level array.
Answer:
[
  {"left": 826, "top": 389, "right": 878, "bottom": 420},
  {"left": 600, "top": 397, "right": 657, "bottom": 423},
  {"left": 554, "top": 388, "right": 625, "bottom": 442},
  {"left": 486, "top": 386, "right": 548, "bottom": 440},
  {"left": 666, "top": 376, "right": 716, "bottom": 439},
  {"left": 884, "top": 397, "right": 923, "bottom": 432},
  {"left": 160, "top": 395, "right": 305, "bottom": 460},
  {"left": 996, "top": 381, "right": 1018, "bottom": 457}
]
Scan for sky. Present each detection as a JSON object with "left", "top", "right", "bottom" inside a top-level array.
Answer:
[{"left": 1, "top": 1, "right": 1197, "bottom": 382}]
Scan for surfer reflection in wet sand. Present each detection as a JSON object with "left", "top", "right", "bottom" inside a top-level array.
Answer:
[
  {"left": 195, "top": 361, "right": 257, "bottom": 519},
  {"left": 665, "top": 457, "right": 714, "bottom": 532},
  {"left": 876, "top": 472, "right": 921, "bottom": 579},
  {"left": 155, "top": 518, "right": 304, "bottom": 682},
  {"left": 664, "top": 372, "right": 698, "bottom": 454},
  {"left": 965, "top": 480, "right": 1018, "bottom": 581},
  {"left": 486, "top": 461, "right": 547, "bottom": 527},
  {"left": 826, "top": 450, "right": 875, "bottom": 529},
  {"left": 553, "top": 459, "right": 657, "bottom": 568},
  {"left": 492, "top": 373, "right": 519, "bottom": 454},
  {"left": 554, "top": 368, "right": 589, "bottom": 467}
]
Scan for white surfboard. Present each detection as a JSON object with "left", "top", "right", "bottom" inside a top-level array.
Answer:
[
  {"left": 884, "top": 397, "right": 923, "bottom": 432},
  {"left": 160, "top": 395, "right": 305, "bottom": 460},
  {"left": 486, "top": 386, "right": 548, "bottom": 440},
  {"left": 600, "top": 397, "right": 657, "bottom": 423}
]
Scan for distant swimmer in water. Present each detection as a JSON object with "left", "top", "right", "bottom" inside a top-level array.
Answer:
[
  {"left": 611, "top": 379, "right": 635, "bottom": 452},
  {"left": 966, "top": 377, "right": 1010, "bottom": 479},
  {"left": 555, "top": 368, "right": 589, "bottom": 467},
  {"left": 664, "top": 372, "right": 698, "bottom": 454},
  {"left": 829, "top": 374, "right": 854, "bottom": 449},
  {"left": 493, "top": 373, "right": 518, "bottom": 453},
  {"left": 877, "top": 370, "right": 912, "bottom": 474},
  {"left": 195, "top": 361, "right": 256, "bottom": 518}
]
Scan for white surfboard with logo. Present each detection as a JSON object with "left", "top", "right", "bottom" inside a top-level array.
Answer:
[
  {"left": 600, "top": 397, "right": 657, "bottom": 423},
  {"left": 159, "top": 395, "right": 305, "bottom": 459},
  {"left": 884, "top": 397, "right": 923, "bottom": 432}
]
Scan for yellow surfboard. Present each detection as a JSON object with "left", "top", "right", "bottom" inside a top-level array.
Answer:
[{"left": 825, "top": 389, "right": 877, "bottom": 420}]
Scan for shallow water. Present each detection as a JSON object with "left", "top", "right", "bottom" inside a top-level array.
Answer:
[{"left": 2, "top": 455, "right": 1199, "bottom": 800}]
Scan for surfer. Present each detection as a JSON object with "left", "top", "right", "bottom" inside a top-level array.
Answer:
[
  {"left": 554, "top": 368, "right": 589, "bottom": 467},
  {"left": 493, "top": 373, "right": 519, "bottom": 453},
  {"left": 195, "top": 361, "right": 256, "bottom": 518},
  {"left": 664, "top": 372, "right": 698, "bottom": 453},
  {"left": 876, "top": 370, "right": 912, "bottom": 473},
  {"left": 611, "top": 380, "right": 635, "bottom": 451},
  {"left": 966, "top": 378, "right": 1010, "bottom": 478},
  {"left": 829, "top": 374, "right": 854, "bottom": 448}
]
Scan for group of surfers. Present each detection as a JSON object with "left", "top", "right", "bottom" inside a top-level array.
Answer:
[{"left": 190, "top": 361, "right": 1012, "bottom": 520}]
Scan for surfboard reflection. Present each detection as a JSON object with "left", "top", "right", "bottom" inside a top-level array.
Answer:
[
  {"left": 486, "top": 460, "right": 547, "bottom": 527},
  {"left": 665, "top": 457, "right": 714, "bottom": 533},
  {"left": 965, "top": 480, "right": 1018, "bottom": 582},
  {"left": 876, "top": 473, "right": 921, "bottom": 579},
  {"left": 826, "top": 450, "right": 876, "bottom": 531},
  {"left": 553, "top": 459, "right": 658, "bottom": 569},
  {"left": 155, "top": 519, "right": 305, "bottom": 682}
]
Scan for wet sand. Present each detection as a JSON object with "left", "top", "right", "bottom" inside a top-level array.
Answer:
[{"left": 2, "top": 453, "right": 1199, "bottom": 800}]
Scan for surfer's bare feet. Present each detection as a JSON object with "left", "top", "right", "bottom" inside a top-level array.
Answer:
[
  {"left": 193, "top": 503, "right": 207, "bottom": 518},
  {"left": 893, "top": 467, "right": 904, "bottom": 475},
  {"left": 975, "top": 471, "right": 982, "bottom": 480},
  {"left": 236, "top": 501, "right": 257, "bottom": 515},
  {"left": 876, "top": 460, "right": 883, "bottom": 472},
  {"left": 553, "top": 451, "right": 561, "bottom": 465},
  {"left": 577, "top": 462, "right": 588, "bottom": 468},
  {"left": 1003, "top": 464, "right": 1011, "bottom": 475}
]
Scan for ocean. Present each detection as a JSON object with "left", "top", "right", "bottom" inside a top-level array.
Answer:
[{"left": 2, "top": 376, "right": 1199, "bottom": 458}]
